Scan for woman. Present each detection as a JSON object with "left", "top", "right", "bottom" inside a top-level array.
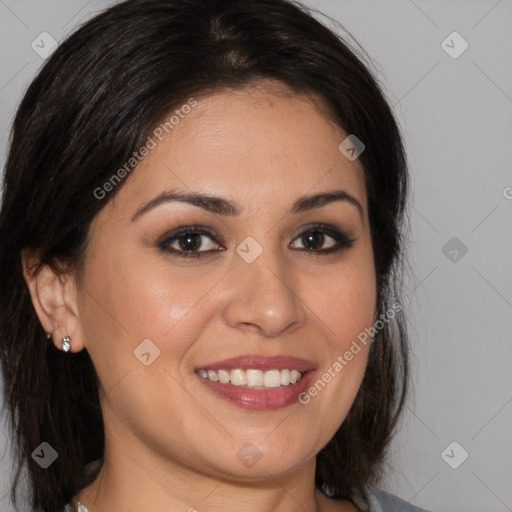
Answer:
[{"left": 0, "top": 0, "right": 430, "bottom": 511}]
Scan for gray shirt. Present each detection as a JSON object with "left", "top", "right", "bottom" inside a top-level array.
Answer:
[{"left": 365, "top": 487, "right": 431, "bottom": 512}]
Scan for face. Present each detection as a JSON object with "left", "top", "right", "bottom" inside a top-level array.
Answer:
[{"left": 73, "top": 81, "right": 377, "bottom": 482}]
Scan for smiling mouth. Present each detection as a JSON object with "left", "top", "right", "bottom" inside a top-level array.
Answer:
[
  {"left": 196, "top": 368, "right": 305, "bottom": 389},
  {"left": 194, "top": 354, "right": 315, "bottom": 410}
]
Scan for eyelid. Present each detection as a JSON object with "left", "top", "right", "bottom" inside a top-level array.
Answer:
[
  {"left": 158, "top": 224, "right": 221, "bottom": 243},
  {"left": 289, "top": 222, "right": 354, "bottom": 243},
  {"left": 157, "top": 225, "right": 225, "bottom": 257}
]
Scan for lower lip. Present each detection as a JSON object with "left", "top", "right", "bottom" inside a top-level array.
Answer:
[{"left": 197, "top": 371, "right": 315, "bottom": 411}]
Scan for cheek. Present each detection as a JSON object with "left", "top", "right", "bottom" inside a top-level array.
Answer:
[
  {"left": 120, "top": 259, "right": 229, "bottom": 343},
  {"left": 307, "top": 258, "right": 377, "bottom": 347},
  {"left": 78, "top": 246, "right": 225, "bottom": 372},
  {"left": 298, "top": 256, "right": 376, "bottom": 413}
]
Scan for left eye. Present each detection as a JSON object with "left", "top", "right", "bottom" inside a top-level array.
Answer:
[
  {"left": 291, "top": 230, "right": 336, "bottom": 251},
  {"left": 290, "top": 225, "right": 354, "bottom": 253}
]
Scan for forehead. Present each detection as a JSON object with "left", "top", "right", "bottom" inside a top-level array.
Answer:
[{"left": 104, "top": 82, "right": 367, "bottom": 220}]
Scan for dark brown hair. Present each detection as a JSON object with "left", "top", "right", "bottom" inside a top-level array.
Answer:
[{"left": 0, "top": 0, "right": 410, "bottom": 510}]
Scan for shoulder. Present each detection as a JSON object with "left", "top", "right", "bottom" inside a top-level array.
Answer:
[{"left": 364, "top": 487, "right": 432, "bottom": 512}]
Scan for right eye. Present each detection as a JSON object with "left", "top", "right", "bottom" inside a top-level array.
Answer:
[{"left": 158, "top": 226, "right": 225, "bottom": 258}]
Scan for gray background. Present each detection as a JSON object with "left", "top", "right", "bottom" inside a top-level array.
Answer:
[{"left": 1, "top": 1, "right": 511, "bottom": 511}]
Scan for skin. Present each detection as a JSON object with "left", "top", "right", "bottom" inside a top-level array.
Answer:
[{"left": 23, "top": 80, "right": 377, "bottom": 512}]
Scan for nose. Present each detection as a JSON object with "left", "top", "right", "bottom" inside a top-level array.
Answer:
[{"left": 222, "top": 249, "right": 308, "bottom": 338}]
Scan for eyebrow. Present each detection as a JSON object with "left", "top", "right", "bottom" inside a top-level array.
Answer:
[{"left": 130, "top": 188, "right": 364, "bottom": 222}]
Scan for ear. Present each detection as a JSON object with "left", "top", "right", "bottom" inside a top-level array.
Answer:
[{"left": 21, "top": 249, "right": 86, "bottom": 353}]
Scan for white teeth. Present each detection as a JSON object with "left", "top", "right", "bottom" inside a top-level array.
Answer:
[
  {"left": 207, "top": 370, "right": 219, "bottom": 382},
  {"left": 198, "top": 368, "right": 304, "bottom": 387},
  {"left": 230, "top": 369, "right": 246, "bottom": 386},
  {"left": 290, "top": 370, "right": 301, "bottom": 384},
  {"left": 246, "top": 369, "right": 263, "bottom": 387},
  {"left": 263, "top": 369, "right": 281, "bottom": 388},
  {"left": 218, "top": 369, "right": 230, "bottom": 384}
]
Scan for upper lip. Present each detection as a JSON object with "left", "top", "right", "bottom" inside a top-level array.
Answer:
[{"left": 195, "top": 354, "right": 316, "bottom": 372}]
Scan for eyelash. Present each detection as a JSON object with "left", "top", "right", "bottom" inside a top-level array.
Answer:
[{"left": 158, "top": 223, "right": 355, "bottom": 259}]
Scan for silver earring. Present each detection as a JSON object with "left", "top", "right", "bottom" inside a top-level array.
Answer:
[{"left": 61, "top": 336, "right": 71, "bottom": 352}]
